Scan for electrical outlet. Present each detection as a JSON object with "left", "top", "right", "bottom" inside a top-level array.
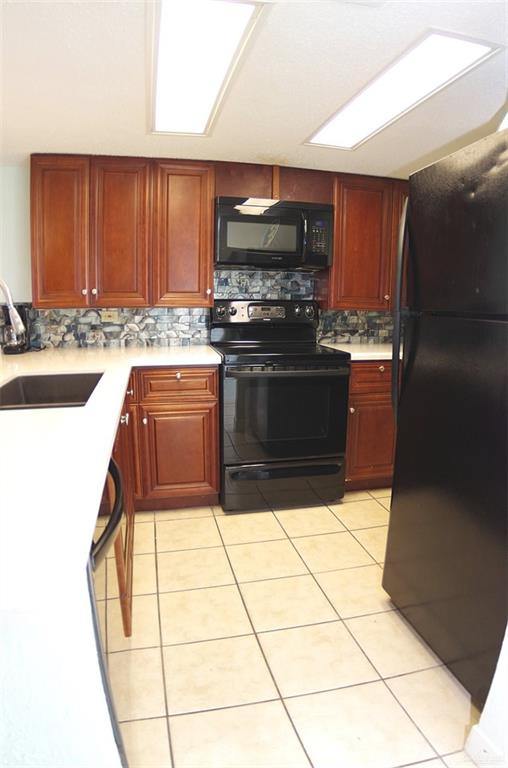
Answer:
[{"left": 101, "top": 309, "right": 120, "bottom": 323}]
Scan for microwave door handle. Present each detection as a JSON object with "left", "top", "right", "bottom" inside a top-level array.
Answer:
[{"left": 301, "top": 212, "right": 307, "bottom": 258}]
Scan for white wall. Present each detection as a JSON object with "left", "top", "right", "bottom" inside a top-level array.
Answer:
[
  {"left": 466, "top": 625, "right": 508, "bottom": 767},
  {"left": 0, "top": 161, "right": 32, "bottom": 302}
]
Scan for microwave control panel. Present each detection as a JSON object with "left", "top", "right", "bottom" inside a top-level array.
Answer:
[{"left": 306, "top": 212, "right": 332, "bottom": 260}]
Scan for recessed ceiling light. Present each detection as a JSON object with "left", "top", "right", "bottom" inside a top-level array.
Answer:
[
  {"left": 154, "top": 0, "right": 259, "bottom": 135},
  {"left": 309, "top": 31, "right": 500, "bottom": 150}
]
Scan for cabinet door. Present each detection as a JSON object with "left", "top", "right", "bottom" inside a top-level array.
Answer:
[
  {"left": 127, "top": 403, "right": 143, "bottom": 500},
  {"left": 278, "top": 166, "right": 334, "bottom": 204},
  {"left": 112, "top": 402, "right": 135, "bottom": 636},
  {"left": 330, "top": 175, "right": 393, "bottom": 310},
  {"left": 346, "top": 392, "right": 395, "bottom": 486},
  {"left": 153, "top": 161, "right": 214, "bottom": 307},
  {"left": 90, "top": 157, "right": 151, "bottom": 307},
  {"left": 113, "top": 406, "right": 135, "bottom": 557},
  {"left": 31, "top": 155, "right": 90, "bottom": 308},
  {"left": 215, "top": 162, "right": 273, "bottom": 198},
  {"left": 140, "top": 401, "right": 219, "bottom": 499}
]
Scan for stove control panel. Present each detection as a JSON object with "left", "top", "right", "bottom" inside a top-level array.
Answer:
[
  {"left": 211, "top": 300, "right": 318, "bottom": 325},
  {"left": 248, "top": 305, "right": 285, "bottom": 320}
]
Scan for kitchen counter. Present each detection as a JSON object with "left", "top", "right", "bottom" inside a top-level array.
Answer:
[
  {"left": 320, "top": 342, "right": 393, "bottom": 361},
  {"left": 0, "top": 344, "right": 221, "bottom": 768}
]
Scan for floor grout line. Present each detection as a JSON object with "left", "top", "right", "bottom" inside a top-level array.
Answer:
[
  {"left": 273, "top": 512, "right": 442, "bottom": 765},
  {"left": 209, "top": 514, "right": 316, "bottom": 768},
  {"left": 153, "top": 543, "right": 176, "bottom": 768},
  {"left": 109, "top": 499, "right": 473, "bottom": 767}
]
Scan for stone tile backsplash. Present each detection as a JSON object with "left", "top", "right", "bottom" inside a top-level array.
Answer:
[
  {"left": 1, "top": 271, "right": 393, "bottom": 348},
  {"left": 318, "top": 310, "right": 393, "bottom": 344},
  {"left": 214, "top": 269, "right": 314, "bottom": 300}
]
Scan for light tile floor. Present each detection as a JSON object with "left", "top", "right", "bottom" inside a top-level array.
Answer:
[{"left": 94, "top": 488, "right": 480, "bottom": 768}]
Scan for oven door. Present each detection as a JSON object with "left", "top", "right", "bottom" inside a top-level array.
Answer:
[{"left": 222, "top": 364, "right": 350, "bottom": 464}]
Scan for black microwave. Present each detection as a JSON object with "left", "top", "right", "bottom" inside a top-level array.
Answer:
[{"left": 215, "top": 197, "right": 333, "bottom": 271}]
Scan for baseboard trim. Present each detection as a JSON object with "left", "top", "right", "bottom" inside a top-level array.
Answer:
[
  {"left": 134, "top": 493, "right": 219, "bottom": 511},
  {"left": 465, "top": 724, "right": 507, "bottom": 768},
  {"left": 345, "top": 476, "right": 392, "bottom": 491}
]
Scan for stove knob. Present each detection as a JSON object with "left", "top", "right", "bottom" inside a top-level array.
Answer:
[
  {"left": 305, "top": 305, "right": 315, "bottom": 318},
  {"left": 294, "top": 305, "right": 302, "bottom": 317},
  {"left": 229, "top": 306, "right": 237, "bottom": 316},
  {"left": 216, "top": 305, "right": 226, "bottom": 318}
]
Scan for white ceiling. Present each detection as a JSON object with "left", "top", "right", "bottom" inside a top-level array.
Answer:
[{"left": 1, "top": 0, "right": 507, "bottom": 178}]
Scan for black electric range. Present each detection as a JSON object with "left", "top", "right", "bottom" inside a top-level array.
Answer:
[{"left": 210, "top": 300, "right": 351, "bottom": 512}]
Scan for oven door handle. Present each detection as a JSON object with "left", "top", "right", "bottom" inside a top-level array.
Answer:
[{"left": 225, "top": 368, "right": 350, "bottom": 379}]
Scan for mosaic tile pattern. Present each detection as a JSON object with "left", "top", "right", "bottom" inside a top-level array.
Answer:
[
  {"left": 318, "top": 310, "right": 393, "bottom": 345},
  {"left": 1, "top": 271, "right": 393, "bottom": 349},
  {"left": 27, "top": 307, "right": 210, "bottom": 349},
  {"left": 214, "top": 270, "right": 314, "bottom": 300}
]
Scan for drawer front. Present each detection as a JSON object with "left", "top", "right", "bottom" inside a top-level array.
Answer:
[
  {"left": 137, "top": 367, "right": 217, "bottom": 403},
  {"left": 350, "top": 361, "right": 392, "bottom": 394}
]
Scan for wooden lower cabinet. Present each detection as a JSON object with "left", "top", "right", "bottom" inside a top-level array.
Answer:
[
  {"left": 127, "top": 403, "right": 143, "bottom": 500},
  {"left": 345, "top": 362, "right": 395, "bottom": 490},
  {"left": 139, "top": 402, "right": 219, "bottom": 503},
  {"left": 131, "top": 366, "right": 220, "bottom": 510},
  {"left": 109, "top": 395, "right": 136, "bottom": 636}
]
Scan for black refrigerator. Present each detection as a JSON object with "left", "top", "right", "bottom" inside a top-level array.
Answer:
[{"left": 383, "top": 129, "right": 508, "bottom": 710}]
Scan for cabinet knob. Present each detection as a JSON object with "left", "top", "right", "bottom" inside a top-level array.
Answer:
[
  {"left": 206, "top": 288, "right": 212, "bottom": 295},
  {"left": 120, "top": 413, "right": 129, "bottom": 426},
  {"left": 81, "top": 288, "right": 87, "bottom": 296},
  {"left": 142, "top": 417, "right": 148, "bottom": 425},
  {"left": 126, "top": 388, "right": 134, "bottom": 396},
  {"left": 175, "top": 372, "right": 182, "bottom": 380},
  {"left": 384, "top": 294, "right": 390, "bottom": 301},
  {"left": 349, "top": 407, "right": 356, "bottom": 414},
  {"left": 379, "top": 365, "right": 385, "bottom": 372},
  {"left": 91, "top": 288, "right": 98, "bottom": 296}
]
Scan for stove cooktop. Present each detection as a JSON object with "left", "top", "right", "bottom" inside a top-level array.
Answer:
[
  {"left": 210, "top": 300, "right": 350, "bottom": 365},
  {"left": 211, "top": 342, "right": 350, "bottom": 365}
]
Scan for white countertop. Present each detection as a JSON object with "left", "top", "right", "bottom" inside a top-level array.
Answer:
[
  {"left": 0, "top": 344, "right": 220, "bottom": 768},
  {"left": 0, "top": 340, "right": 393, "bottom": 766},
  {"left": 321, "top": 342, "right": 393, "bottom": 361}
]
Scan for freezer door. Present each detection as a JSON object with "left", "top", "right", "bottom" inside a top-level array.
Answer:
[
  {"left": 408, "top": 130, "right": 508, "bottom": 316},
  {"left": 383, "top": 314, "right": 508, "bottom": 709}
]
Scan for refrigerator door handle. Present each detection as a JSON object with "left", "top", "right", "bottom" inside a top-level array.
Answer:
[{"left": 392, "top": 196, "right": 409, "bottom": 424}]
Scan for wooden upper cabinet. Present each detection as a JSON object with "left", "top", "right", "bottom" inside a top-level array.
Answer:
[
  {"left": 215, "top": 162, "right": 273, "bottom": 198},
  {"left": 329, "top": 174, "right": 394, "bottom": 311},
  {"left": 90, "top": 157, "right": 151, "bottom": 306},
  {"left": 278, "top": 166, "right": 334, "bottom": 204},
  {"left": 31, "top": 155, "right": 90, "bottom": 308},
  {"left": 153, "top": 161, "right": 214, "bottom": 307}
]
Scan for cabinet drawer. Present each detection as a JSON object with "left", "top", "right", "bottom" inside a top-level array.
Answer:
[
  {"left": 350, "top": 361, "right": 392, "bottom": 394},
  {"left": 137, "top": 367, "right": 217, "bottom": 403}
]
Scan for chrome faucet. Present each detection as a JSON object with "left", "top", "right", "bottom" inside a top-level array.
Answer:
[{"left": 0, "top": 278, "right": 26, "bottom": 336}]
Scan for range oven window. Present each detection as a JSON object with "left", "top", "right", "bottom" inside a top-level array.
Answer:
[{"left": 223, "top": 365, "right": 349, "bottom": 464}]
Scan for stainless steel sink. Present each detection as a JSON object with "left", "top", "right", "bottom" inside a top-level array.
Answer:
[{"left": 0, "top": 372, "right": 103, "bottom": 410}]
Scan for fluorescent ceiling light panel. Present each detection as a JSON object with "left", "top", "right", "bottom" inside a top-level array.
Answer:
[
  {"left": 155, "top": 0, "right": 257, "bottom": 134},
  {"left": 309, "top": 32, "right": 498, "bottom": 150}
]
